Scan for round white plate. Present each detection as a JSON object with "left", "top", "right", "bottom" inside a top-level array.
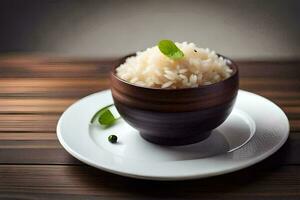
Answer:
[{"left": 57, "top": 90, "right": 289, "bottom": 180}]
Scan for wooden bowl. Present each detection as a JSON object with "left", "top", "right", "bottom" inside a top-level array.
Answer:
[{"left": 111, "top": 55, "right": 239, "bottom": 146}]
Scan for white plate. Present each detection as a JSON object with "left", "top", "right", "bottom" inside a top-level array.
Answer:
[{"left": 57, "top": 90, "right": 289, "bottom": 180}]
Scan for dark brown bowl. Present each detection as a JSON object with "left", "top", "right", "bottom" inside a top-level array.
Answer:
[{"left": 111, "top": 54, "right": 239, "bottom": 146}]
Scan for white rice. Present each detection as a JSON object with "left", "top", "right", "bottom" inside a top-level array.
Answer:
[{"left": 116, "top": 42, "right": 233, "bottom": 89}]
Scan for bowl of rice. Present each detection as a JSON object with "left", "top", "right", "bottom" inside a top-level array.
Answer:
[{"left": 111, "top": 41, "right": 239, "bottom": 146}]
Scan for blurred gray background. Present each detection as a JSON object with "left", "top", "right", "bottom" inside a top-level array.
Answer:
[{"left": 0, "top": 0, "right": 299, "bottom": 59}]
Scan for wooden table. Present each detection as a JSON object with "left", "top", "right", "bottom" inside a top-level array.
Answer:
[{"left": 0, "top": 55, "right": 299, "bottom": 199}]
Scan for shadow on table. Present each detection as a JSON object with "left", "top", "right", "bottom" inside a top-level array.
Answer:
[{"left": 71, "top": 138, "right": 293, "bottom": 198}]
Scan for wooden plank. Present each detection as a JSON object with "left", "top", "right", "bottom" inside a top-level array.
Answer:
[
  {"left": 0, "top": 132, "right": 56, "bottom": 140},
  {"left": 0, "top": 140, "right": 61, "bottom": 149},
  {"left": 0, "top": 78, "right": 109, "bottom": 97},
  {"left": 0, "top": 114, "right": 59, "bottom": 132},
  {"left": 0, "top": 55, "right": 118, "bottom": 78},
  {"left": 250, "top": 91, "right": 300, "bottom": 100},
  {"left": 237, "top": 60, "right": 300, "bottom": 78},
  {"left": 0, "top": 63, "right": 111, "bottom": 78},
  {"left": 0, "top": 98, "right": 76, "bottom": 114},
  {"left": 240, "top": 78, "right": 300, "bottom": 91},
  {"left": 0, "top": 148, "right": 80, "bottom": 165},
  {"left": 290, "top": 120, "right": 300, "bottom": 132},
  {"left": 274, "top": 99, "right": 300, "bottom": 106},
  {"left": 0, "top": 165, "right": 299, "bottom": 199}
]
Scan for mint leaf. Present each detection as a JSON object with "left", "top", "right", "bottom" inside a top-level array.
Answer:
[
  {"left": 98, "top": 109, "right": 116, "bottom": 126},
  {"left": 158, "top": 40, "right": 184, "bottom": 60},
  {"left": 90, "top": 104, "right": 113, "bottom": 123},
  {"left": 90, "top": 104, "right": 119, "bottom": 127}
]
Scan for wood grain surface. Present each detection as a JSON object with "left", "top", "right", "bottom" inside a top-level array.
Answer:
[{"left": 0, "top": 55, "right": 299, "bottom": 199}]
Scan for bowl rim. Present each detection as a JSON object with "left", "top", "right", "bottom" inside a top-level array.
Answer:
[{"left": 111, "top": 53, "right": 239, "bottom": 91}]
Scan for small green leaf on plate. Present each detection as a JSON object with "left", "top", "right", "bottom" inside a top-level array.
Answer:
[
  {"left": 90, "top": 104, "right": 113, "bottom": 123},
  {"left": 158, "top": 40, "right": 184, "bottom": 60},
  {"left": 98, "top": 109, "right": 116, "bottom": 126},
  {"left": 90, "top": 104, "right": 119, "bottom": 127}
]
